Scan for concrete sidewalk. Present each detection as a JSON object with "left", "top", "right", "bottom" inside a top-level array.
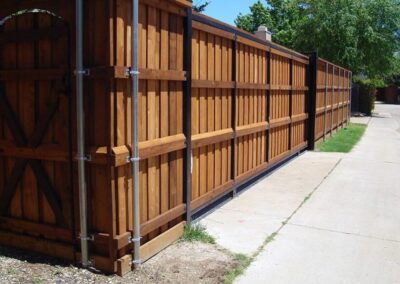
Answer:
[
  {"left": 201, "top": 104, "right": 400, "bottom": 283},
  {"left": 200, "top": 151, "right": 344, "bottom": 255}
]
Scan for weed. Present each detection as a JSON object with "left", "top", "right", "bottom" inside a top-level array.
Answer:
[
  {"left": 224, "top": 254, "right": 252, "bottom": 284},
  {"left": 180, "top": 224, "right": 215, "bottom": 244}
]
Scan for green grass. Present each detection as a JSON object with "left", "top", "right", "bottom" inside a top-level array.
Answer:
[
  {"left": 180, "top": 224, "right": 215, "bottom": 244},
  {"left": 224, "top": 254, "right": 253, "bottom": 284},
  {"left": 318, "top": 123, "right": 367, "bottom": 153}
]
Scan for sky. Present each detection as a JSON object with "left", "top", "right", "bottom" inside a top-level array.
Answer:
[{"left": 201, "top": 0, "right": 260, "bottom": 26}]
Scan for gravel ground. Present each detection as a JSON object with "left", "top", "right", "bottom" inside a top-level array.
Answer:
[{"left": 0, "top": 241, "right": 239, "bottom": 284}]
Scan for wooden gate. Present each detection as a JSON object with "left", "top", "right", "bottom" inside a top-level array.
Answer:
[{"left": 0, "top": 11, "right": 75, "bottom": 250}]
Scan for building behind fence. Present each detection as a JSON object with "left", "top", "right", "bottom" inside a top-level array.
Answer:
[{"left": 0, "top": 0, "right": 351, "bottom": 275}]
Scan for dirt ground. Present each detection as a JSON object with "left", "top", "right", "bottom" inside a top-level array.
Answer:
[{"left": 0, "top": 241, "right": 239, "bottom": 284}]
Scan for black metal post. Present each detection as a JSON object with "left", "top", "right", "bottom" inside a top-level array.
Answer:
[
  {"left": 331, "top": 65, "right": 335, "bottom": 135},
  {"left": 340, "top": 69, "right": 343, "bottom": 128},
  {"left": 348, "top": 72, "right": 352, "bottom": 125},
  {"left": 183, "top": 8, "right": 192, "bottom": 224},
  {"left": 324, "top": 62, "right": 328, "bottom": 140},
  {"left": 266, "top": 50, "right": 271, "bottom": 162},
  {"left": 307, "top": 52, "right": 318, "bottom": 150},
  {"left": 289, "top": 58, "right": 293, "bottom": 151}
]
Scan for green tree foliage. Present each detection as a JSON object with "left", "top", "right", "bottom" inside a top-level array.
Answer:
[
  {"left": 192, "top": 0, "right": 210, "bottom": 12},
  {"left": 235, "top": 0, "right": 400, "bottom": 82},
  {"left": 235, "top": 1, "right": 273, "bottom": 35}
]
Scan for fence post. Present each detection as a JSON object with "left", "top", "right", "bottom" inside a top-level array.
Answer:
[
  {"left": 337, "top": 69, "right": 344, "bottom": 127},
  {"left": 231, "top": 34, "right": 238, "bottom": 197},
  {"left": 289, "top": 58, "right": 293, "bottom": 152},
  {"left": 307, "top": 52, "right": 318, "bottom": 150},
  {"left": 331, "top": 65, "right": 335, "bottom": 135},
  {"left": 183, "top": 7, "right": 192, "bottom": 224},
  {"left": 348, "top": 71, "right": 352, "bottom": 125},
  {"left": 266, "top": 49, "right": 271, "bottom": 162},
  {"left": 324, "top": 62, "right": 328, "bottom": 140}
]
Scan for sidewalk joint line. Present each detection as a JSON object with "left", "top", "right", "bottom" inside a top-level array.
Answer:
[{"left": 287, "top": 222, "right": 400, "bottom": 244}]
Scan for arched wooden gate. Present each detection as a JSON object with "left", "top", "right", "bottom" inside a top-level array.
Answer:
[{"left": 0, "top": 10, "right": 75, "bottom": 255}]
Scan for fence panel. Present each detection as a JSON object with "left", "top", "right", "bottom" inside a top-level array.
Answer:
[
  {"left": 190, "top": 20, "right": 235, "bottom": 211},
  {"left": 235, "top": 38, "right": 268, "bottom": 182},
  {"left": 190, "top": 13, "right": 311, "bottom": 211},
  {"left": 315, "top": 59, "right": 352, "bottom": 143}
]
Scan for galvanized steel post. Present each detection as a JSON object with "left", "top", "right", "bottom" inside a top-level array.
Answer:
[
  {"left": 75, "top": 0, "right": 90, "bottom": 268},
  {"left": 130, "top": 0, "right": 141, "bottom": 269}
]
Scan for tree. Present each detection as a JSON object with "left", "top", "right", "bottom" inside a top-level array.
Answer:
[
  {"left": 235, "top": 0, "right": 400, "bottom": 82},
  {"left": 235, "top": 0, "right": 304, "bottom": 48},
  {"left": 192, "top": 0, "right": 210, "bottom": 13},
  {"left": 235, "top": 1, "right": 273, "bottom": 35}
]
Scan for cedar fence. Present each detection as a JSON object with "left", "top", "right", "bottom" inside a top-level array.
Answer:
[
  {"left": 314, "top": 58, "right": 352, "bottom": 142},
  {"left": 0, "top": 0, "right": 351, "bottom": 276}
]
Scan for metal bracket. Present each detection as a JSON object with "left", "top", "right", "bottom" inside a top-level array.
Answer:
[
  {"left": 128, "top": 236, "right": 141, "bottom": 243},
  {"left": 75, "top": 154, "right": 92, "bottom": 162},
  {"left": 127, "top": 156, "right": 140, "bottom": 163},
  {"left": 80, "top": 258, "right": 95, "bottom": 267},
  {"left": 127, "top": 68, "right": 140, "bottom": 77},
  {"left": 78, "top": 234, "right": 94, "bottom": 241},
  {"left": 74, "top": 69, "right": 90, "bottom": 76},
  {"left": 131, "top": 259, "right": 141, "bottom": 265}
]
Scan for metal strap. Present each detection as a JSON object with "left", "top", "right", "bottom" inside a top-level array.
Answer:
[
  {"left": 78, "top": 234, "right": 94, "bottom": 241},
  {"left": 74, "top": 69, "right": 90, "bottom": 76},
  {"left": 129, "top": 236, "right": 142, "bottom": 243},
  {"left": 127, "top": 68, "right": 140, "bottom": 77},
  {"left": 75, "top": 155, "right": 92, "bottom": 162},
  {"left": 127, "top": 156, "right": 140, "bottom": 163}
]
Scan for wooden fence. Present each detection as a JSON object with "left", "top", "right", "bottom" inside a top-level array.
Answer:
[
  {"left": 0, "top": 0, "right": 351, "bottom": 276},
  {"left": 314, "top": 58, "right": 352, "bottom": 142},
  {"left": 190, "top": 13, "right": 310, "bottom": 214}
]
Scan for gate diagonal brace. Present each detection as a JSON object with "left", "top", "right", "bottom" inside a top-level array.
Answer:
[{"left": 0, "top": 85, "right": 67, "bottom": 226}]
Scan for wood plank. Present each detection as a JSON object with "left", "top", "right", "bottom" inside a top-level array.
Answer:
[
  {"left": 191, "top": 128, "right": 234, "bottom": 149},
  {"left": 192, "top": 80, "right": 234, "bottom": 89},
  {"left": 0, "top": 229, "right": 75, "bottom": 260},
  {"left": 89, "top": 66, "right": 187, "bottom": 81},
  {"left": 291, "top": 113, "right": 308, "bottom": 123},
  {"left": 236, "top": 122, "right": 269, "bottom": 138},
  {"left": 235, "top": 162, "right": 268, "bottom": 186},
  {"left": 191, "top": 180, "right": 234, "bottom": 210},
  {"left": 29, "top": 160, "right": 67, "bottom": 227},
  {"left": 0, "top": 143, "right": 70, "bottom": 162},
  {"left": 140, "top": 68, "right": 186, "bottom": 81},
  {"left": 141, "top": 204, "right": 186, "bottom": 236},
  {"left": 141, "top": 221, "right": 185, "bottom": 261},
  {"left": 141, "top": 0, "right": 188, "bottom": 16},
  {"left": 270, "top": 116, "right": 291, "bottom": 129},
  {"left": 0, "top": 160, "right": 28, "bottom": 216},
  {"left": 237, "top": 82, "right": 269, "bottom": 90},
  {"left": 192, "top": 21, "right": 234, "bottom": 40},
  {"left": 270, "top": 84, "right": 292, "bottom": 91},
  {"left": 237, "top": 36, "right": 268, "bottom": 51},
  {"left": 0, "top": 217, "right": 73, "bottom": 242},
  {"left": 116, "top": 221, "right": 186, "bottom": 276},
  {"left": 0, "top": 26, "right": 68, "bottom": 44},
  {"left": 139, "top": 134, "right": 186, "bottom": 160},
  {"left": 0, "top": 69, "right": 66, "bottom": 81}
]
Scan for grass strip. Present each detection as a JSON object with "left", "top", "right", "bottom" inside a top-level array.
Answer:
[{"left": 319, "top": 123, "right": 367, "bottom": 153}]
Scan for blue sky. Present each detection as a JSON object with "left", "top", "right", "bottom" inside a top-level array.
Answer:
[{"left": 202, "top": 0, "right": 260, "bottom": 26}]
